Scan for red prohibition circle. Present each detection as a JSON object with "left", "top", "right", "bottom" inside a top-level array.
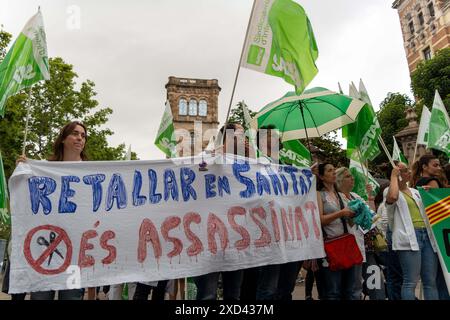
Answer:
[{"left": 23, "top": 225, "right": 73, "bottom": 275}]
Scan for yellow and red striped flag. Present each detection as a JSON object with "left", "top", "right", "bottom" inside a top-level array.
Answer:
[
  {"left": 419, "top": 188, "right": 450, "bottom": 295},
  {"left": 426, "top": 194, "right": 450, "bottom": 227}
]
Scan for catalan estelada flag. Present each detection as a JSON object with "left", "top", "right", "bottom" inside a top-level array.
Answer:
[{"left": 419, "top": 188, "right": 450, "bottom": 295}]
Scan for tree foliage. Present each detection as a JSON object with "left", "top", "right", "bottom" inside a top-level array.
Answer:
[
  {"left": 374, "top": 93, "right": 415, "bottom": 168},
  {"left": 227, "top": 101, "right": 257, "bottom": 130},
  {"left": 411, "top": 48, "right": 450, "bottom": 113},
  {"left": 311, "top": 133, "right": 348, "bottom": 168},
  {"left": 0, "top": 30, "right": 131, "bottom": 178},
  {"left": 0, "top": 29, "right": 12, "bottom": 60}
]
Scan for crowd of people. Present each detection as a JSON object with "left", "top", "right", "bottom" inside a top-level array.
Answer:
[{"left": 1, "top": 120, "right": 449, "bottom": 300}]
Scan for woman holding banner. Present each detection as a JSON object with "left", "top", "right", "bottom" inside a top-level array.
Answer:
[
  {"left": 316, "top": 163, "right": 360, "bottom": 300},
  {"left": 16, "top": 121, "right": 91, "bottom": 300},
  {"left": 411, "top": 155, "right": 449, "bottom": 300},
  {"left": 385, "top": 161, "right": 439, "bottom": 300}
]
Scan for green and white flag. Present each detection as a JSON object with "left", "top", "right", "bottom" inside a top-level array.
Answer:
[
  {"left": 392, "top": 136, "right": 408, "bottom": 164},
  {"left": 417, "top": 105, "right": 431, "bottom": 146},
  {"left": 241, "top": 0, "right": 319, "bottom": 94},
  {"left": 154, "top": 101, "right": 176, "bottom": 158},
  {"left": 0, "top": 10, "right": 50, "bottom": 116},
  {"left": 242, "top": 102, "right": 259, "bottom": 156},
  {"left": 0, "top": 152, "right": 10, "bottom": 226},
  {"left": 349, "top": 82, "right": 360, "bottom": 100},
  {"left": 280, "top": 139, "right": 311, "bottom": 167},
  {"left": 428, "top": 91, "right": 450, "bottom": 156},
  {"left": 126, "top": 144, "right": 132, "bottom": 161},
  {"left": 343, "top": 80, "right": 381, "bottom": 162},
  {"left": 349, "top": 157, "right": 380, "bottom": 201}
]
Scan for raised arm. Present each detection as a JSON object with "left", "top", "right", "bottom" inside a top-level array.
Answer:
[{"left": 386, "top": 167, "right": 400, "bottom": 205}]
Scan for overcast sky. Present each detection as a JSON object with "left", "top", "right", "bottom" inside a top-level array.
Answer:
[{"left": 1, "top": 0, "right": 412, "bottom": 159}]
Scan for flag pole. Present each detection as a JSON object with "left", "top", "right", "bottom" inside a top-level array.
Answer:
[
  {"left": 21, "top": 86, "right": 33, "bottom": 155},
  {"left": 412, "top": 142, "right": 419, "bottom": 166},
  {"left": 378, "top": 136, "right": 404, "bottom": 181},
  {"left": 377, "top": 136, "right": 395, "bottom": 167},
  {"left": 357, "top": 148, "right": 369, "bottom": 185},
  {"left": 223, "top": 0, "right": 257, "bottom": 142}
]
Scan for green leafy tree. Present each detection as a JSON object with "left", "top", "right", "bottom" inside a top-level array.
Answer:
[
  {"left": 0, "top": 30, "right": 128, "bottom": 178},
  {"left": 0, "top": 29, "right": 132, "bottom": 238},
  {"left": 227, "top": 101, "right": 257, "bottom": 130},
  {"left": 411, "top": 48, "right": 450, "bottom": 114},
  {"left": 311, "top": 134, "right": 348, "bottom": 167},
  {"left": 375, "top": 92, "right": 415, "bottom": 168},
  {"left": 0, "top": 29, "right": 12, "bottom": 60}
]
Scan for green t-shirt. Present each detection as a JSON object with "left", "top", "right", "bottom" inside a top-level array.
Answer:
[{"left": 402, "top": 191, "right": 425, "bottom": 228}]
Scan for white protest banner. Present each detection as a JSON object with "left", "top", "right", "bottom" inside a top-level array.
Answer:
[{"left": 9, "top": 155, "right": 324, "bottom": 293}]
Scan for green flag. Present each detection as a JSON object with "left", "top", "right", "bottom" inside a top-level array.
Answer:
[
  {"left": 349, "top": 158, "right": 380, "bottom": 201},
  {"left": 392, "top": 136, "right": 408, "bottom": 164},
  {"left": 419, "top": 188, "right": 450, "bottom": 293},
  {"left": 241, "top": 0, "right": 319, "bottom": 94},
  {"left": 242, "top": 102, "right": 258, "bottom": 155},
  {"left": 0, "top": 152, "right": 10, "bottom": 226},
  {"left": 342, "top": 80, "right": 381, "bottom": 162},
  {"left": 154, "top": 101, "right": 177, "bottom": 158},
  {"left": 0, "top": 10, "right": 50, "bottom": 116},
  {"left": 416, "top": 105, "right": 431, "bottom": 146},
  {"left": 428, "top": 91, "right": 450, "bottom": 156},
  {"left": 349, "top": 81, "right": 360, "bottom": 100},
  {"left": 279, "top": 139, "right": 311, "bottom": 167}
]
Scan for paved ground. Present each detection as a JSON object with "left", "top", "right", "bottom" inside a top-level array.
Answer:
[{"left": 0, "top": 269, "right": 315, "bottom": 300}]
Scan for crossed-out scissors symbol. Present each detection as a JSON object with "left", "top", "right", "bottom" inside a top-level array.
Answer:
[{"left": 36, "top": 232, "right": 65, "bottom": 266}]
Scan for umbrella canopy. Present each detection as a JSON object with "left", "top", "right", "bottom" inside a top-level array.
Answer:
[{"left": 251, "top": 87, "right": 366, "bottom": 142}]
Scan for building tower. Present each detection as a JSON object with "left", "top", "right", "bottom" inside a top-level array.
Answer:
[
  {"left": 392, "top": 0, "right": 450, "bottom": 75},
  {"left": 165, "top": 76, "right": 220, "bottom": 156},
  {"left": 395, "top": 107, "right": 430, "bottom": 163}
]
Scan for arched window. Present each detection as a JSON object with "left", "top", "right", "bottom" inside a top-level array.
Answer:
[
  {"left": 189, "top": 99, "right": 198, "bottom": 116},
  {"left": 179, "top": 98, "right": 187, "bottom": 115},
  {"left": 199, "top": 99, "right": 208, "bottom": 116}
]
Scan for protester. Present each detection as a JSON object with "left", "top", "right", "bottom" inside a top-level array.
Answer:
[
  {"left": 373, "top": 175, "right": 402, "bottom": 300},
  {"left": 303, "top": 259, "right": 323, "bottom": 300},
  {"left": 108, "top": 283, "right": 137, "bottom": 300},
  {"left": 316, "top": 163, "right": 358, "bottom": 300},
  {"left": 168, "top": 279, "right": 185, "bottom": 300},
  {"left": 260, "top": 126, "right": 304, "bottom": 300},
  {"left": 15, "top": 121, "right": 90, "bottom": 300},
  {"left": 335, "top": 167, "right": 375, "bottom": 300},
  {"left": 192, "top": 123, "right": 246, "bottom": 300},
  {"left": 239, "top": 125, "right": 280, "bottom": 300},
  {"left": 411, "top": 154, "right": 443, "bottom": 189},
  {"left": 133, "top": 281, "right": 168, "bottom": 300},
  {"left": 369, "top": 181, "right": 392, "bottom": 300},
  {"left": 411, "top": 155, "right": 449, "bottom": 300},
  {"left": 444, "top": 164, "right": 450, "bottom": 187},
  {"left": 385, "top": 161, "right": 439, "bottom": 300}
]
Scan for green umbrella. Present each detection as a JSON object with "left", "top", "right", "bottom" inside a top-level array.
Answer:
[{"left": 252, "top": 87, "right": 366, "bottom": 148}]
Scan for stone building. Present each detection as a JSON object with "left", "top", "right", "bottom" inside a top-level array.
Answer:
[
  {"left": 392, "top": 0, "right": 450, "bottom": 74},
  {"left": 395, "top": 107, "right": 430, "bottom": 164},
  {"left": 165, "top": 76, "right": 220, "bottom": 156},
  {"left": 392, "top": 0, "right": 448, "bottom": 163}
]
